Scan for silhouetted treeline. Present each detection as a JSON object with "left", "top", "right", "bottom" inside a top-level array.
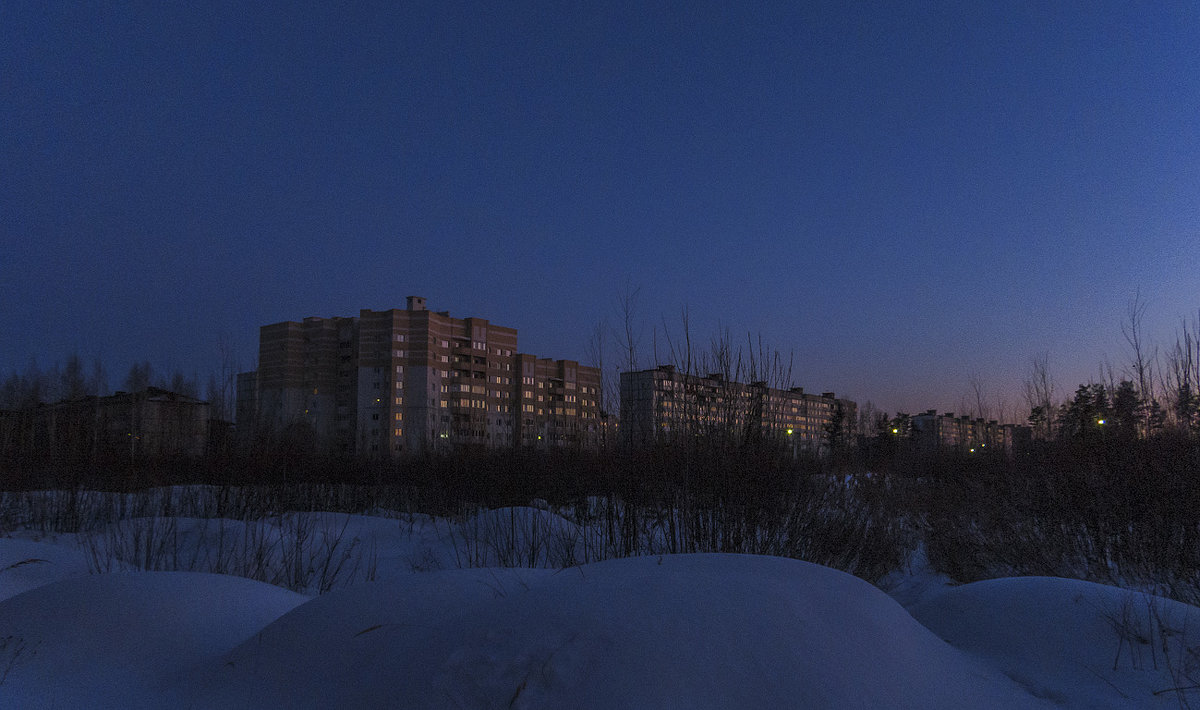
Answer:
[{"left": 1, "top": 355, "right": 234, "bottom": 421}]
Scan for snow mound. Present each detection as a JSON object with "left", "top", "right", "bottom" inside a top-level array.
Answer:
[
  {"left": 0, "top": 537, "right": 93, "bottom": 601},
  {"left": 187, "top": 554, "right": 1046, "bottom": 709},
  {"left": 911, "top": 576, "right": 1200, "bottom": 709},
  {"left": 0, "top": 572, "right": 307, "bottom": 709}
]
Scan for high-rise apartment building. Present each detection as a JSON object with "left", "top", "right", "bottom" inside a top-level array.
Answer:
[
  {"left": 239, "top": 297, "right": 602, "bottom": 455},
  {"left": 619, "top": 365, "right": 856, "bottom": 454}
]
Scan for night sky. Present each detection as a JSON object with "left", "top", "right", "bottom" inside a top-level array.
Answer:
[{"left": 3, "top": 1, "right": 1198, "bottom": 420}]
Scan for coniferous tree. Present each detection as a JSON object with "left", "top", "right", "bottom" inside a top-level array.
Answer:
[
  {"left": 1109, "top": 380, "right": 1142, "bottom": 437},
  {"left": 823, "top": 400, "right": 847, "bottom": 455},
  {"left": 1058, "top": 384, "right": 1110, "bottom": 439},
  {"left": 1176, "top": 383, "right": 1199, "bottom": 434},
  {"left": 1147, "top": 397, "right": 1167, "bottom": 435}
]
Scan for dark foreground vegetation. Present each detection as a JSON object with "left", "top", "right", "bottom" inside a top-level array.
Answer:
[
  {"left": 3, "top": 424, "right": 1199, "bottom": 603},
  {"left": 920, "top": 432, "right": 1200, "bottom": 603}
]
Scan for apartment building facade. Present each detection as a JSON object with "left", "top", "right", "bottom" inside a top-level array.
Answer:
[
  {"left": 910, "top": 409, "right": 1026, "bottom": 456},
  {"left": 619, "top": 365, "right": 856, "bottom": 454},
  {"left": 239, "top": 297, "right": 602, "bottom": 455},
  {"left": 514, "top": 355, "right": 603, "bottom": 448}
]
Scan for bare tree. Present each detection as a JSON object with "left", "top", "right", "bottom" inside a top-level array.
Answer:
[
  {"left": 61, "top": 353, "right": 88, "bottom": 400},
  {"left": 1163, "top": 310, "right": 1200, "bottom": 433},
  {"left": 585, "top": 319, "right": 607, "bottom": 412},
  {"left": 658, "top": 306, "right": 696, "bottom": 378},
  {"left": 994, "top": 393, "right": 1013, "bottom": 426},
  {"left": 167, "top": 370, "right": 200, "bottom": 398},
  {"left": 1122, "top": 291, "right": 1154, "bottom": 397},
  {"left": 584, "top": 318, "right": 617, "bottom": 449},
  {"left": 89, "top": 357, "right": 109, "bottom": 397},
  {"left": 967, "top": 372, "right": 991, "bottom": 421},
  {"left": 1023, "top": 353, "right": 1056, "bottom": 439},
  {"left": 207, "top": 336, "right": 240, "bottom": 421},
  {"left": 206, "top": 373, "right": 226, "bottom": 420},
  {"left": 612, "top": 284, "right": 644, "bottom": 450},
  {"left": 615, "top": 284, "right": 642, "bottom": 375}
]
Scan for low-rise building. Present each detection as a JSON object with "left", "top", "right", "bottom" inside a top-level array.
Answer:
[{"left": 0, "top": 388, "right": 211, "bottom": 462}]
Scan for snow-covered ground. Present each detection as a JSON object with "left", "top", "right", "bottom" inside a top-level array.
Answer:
[{"left": 0, "top": 499, "right": 1197, "bottom": 708}]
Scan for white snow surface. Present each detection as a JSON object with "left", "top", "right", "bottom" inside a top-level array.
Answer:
[{"left": 0, "top": 506, "right": 1197, "bottom": 709}]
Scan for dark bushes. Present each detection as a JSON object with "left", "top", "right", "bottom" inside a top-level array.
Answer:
[{"left": 919, "top": 433, "right": 1200, "bottom": 603}]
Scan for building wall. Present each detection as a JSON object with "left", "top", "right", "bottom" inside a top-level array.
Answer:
[
  {"left": 911, "top": 409, "right": 1024, "bottom": 455},
  {"left": 514, "top": 356, "right": 603, "bottom": 448},
  {"left": 243, "top": 297, "right": 601, "bottom": 456},
  {"left": 252, "top": 316, "right": 358, "bottom": 451},
  {"left": 0, "top": 388, "right": 211, "bottom": 461},
  {"left": 618, "top": 365, "right": 855, "bottom": 454},
  {"left": 355, "top": 301, "right": 522, "bottom": 454}
]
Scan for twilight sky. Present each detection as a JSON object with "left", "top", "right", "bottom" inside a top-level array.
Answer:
[{"left": 3, "top": 1, "right": 1198, "bottom": 420}]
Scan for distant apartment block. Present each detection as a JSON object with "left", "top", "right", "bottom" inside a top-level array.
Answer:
[
  {"left": 0, "top": 387, "right": 211, "bottom": 461},
  {"left": 619, "top": 365, "right": 856, "bottom": 454},
  {"left": 911, "top": 409, "right": 1028, "bottom": 456},
  {"left": 238, "top": 297, "right": 602, "bottom": 455}
]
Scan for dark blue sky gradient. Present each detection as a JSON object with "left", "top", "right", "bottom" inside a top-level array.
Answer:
[{"left": 3, "top": 1, "right": 1198, "bottom": 418}]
